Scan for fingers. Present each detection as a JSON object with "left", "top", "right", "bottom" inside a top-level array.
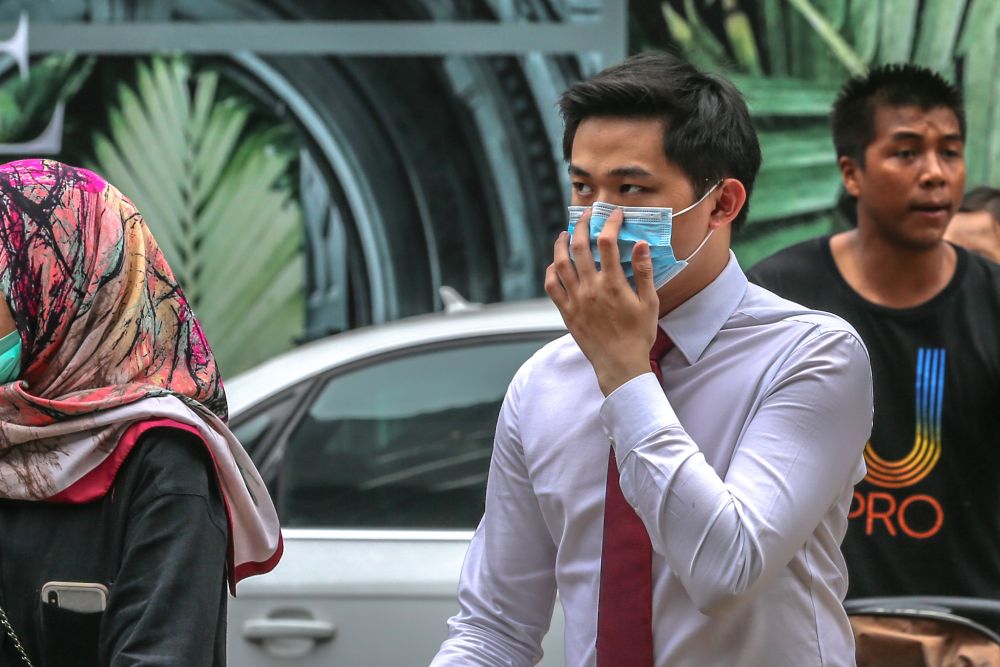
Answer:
[
  {"left": 570, "top": 208, "right": 597, "bottom": 281},
  {"left": 552, "top": 230, "right": 579, "bottom": 292},
  {"left": 555, "top": 206, "right": 638, "bottom": 309},
  {"left": 595, "top": 208, "right": 626, "bottom": 282},
  {"left": 544, "top": 261, "right": 569, "bottom": 310},
  {"left": 632, "top": 241, "right": 657, "bottom": 307}
]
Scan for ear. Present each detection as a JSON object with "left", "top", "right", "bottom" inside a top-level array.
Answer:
[
  {"left": 839, "top": 155, "right": 863, "bottom": 197},
  {"left": 707, "top": 178, "right": 747, "bottom": 230}
]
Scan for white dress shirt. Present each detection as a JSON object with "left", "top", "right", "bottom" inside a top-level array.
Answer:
[{"left": 432, "top": 253, "right": 873, "bottom": 667}]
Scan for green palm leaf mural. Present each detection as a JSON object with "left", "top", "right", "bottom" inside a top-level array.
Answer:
[
  {"left": 651, "top": 0, "right": 1000, "bottom": 268},
  {"left": 0, "top": 53, "right": 94, "bottom": 143},
  {"left": 90, "top": 56, "right": 305, "bottom": 376}
]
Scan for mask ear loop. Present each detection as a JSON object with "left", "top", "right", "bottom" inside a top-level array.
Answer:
[
  {"left": 674, "top": 180, "right": 723, "bottom": 262},
  {"left": 682, "top": 226, "right": 715, "bottom": 262},
  {"left": 673, "top": 180, "right": 722, "bottom": 217}
]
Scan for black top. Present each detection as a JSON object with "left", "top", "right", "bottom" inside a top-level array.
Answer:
[
  {"left": 0, "top": 427, "right": 228, "bottom": 667},
  {"left": 748, "top": 236, "right": 1000, "bottom": 601}
]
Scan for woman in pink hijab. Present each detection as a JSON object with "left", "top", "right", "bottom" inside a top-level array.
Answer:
[{"left": 0, "top": 159, "right": 281, "bottom": 666}]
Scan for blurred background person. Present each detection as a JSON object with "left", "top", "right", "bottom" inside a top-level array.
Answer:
[
  {"left": 0, "top": 160, "right": 281, "bottom": 666},
  {"left": 748, "top": 65, "right": 1000, "bottom": 616},
  {"left": 944, "top": 186, "right": 1000, "bottom": 263}
]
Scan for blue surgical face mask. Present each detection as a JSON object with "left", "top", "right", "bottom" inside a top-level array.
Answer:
[
  {"left": 567, "top": 182, "right": 721, "bottom": 289},
  {"left": 0, "top": 329, "right": 21, "bottom": 385}
]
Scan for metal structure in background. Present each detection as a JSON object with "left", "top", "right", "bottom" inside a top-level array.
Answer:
[
  {"left": 0, "top": 0, "right": 628, "bottom": 340},
  {"left": 0, "top": 14, "right": 65, "bottom": 154}
]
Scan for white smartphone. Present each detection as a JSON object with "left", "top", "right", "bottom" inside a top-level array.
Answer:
[{"left": 41, "top": 581, "right": 109, "bottom": 613}]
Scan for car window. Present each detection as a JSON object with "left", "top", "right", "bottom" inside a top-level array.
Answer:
[
  {"left": 231, "top": 395, "right": 300, "bottom": 462},
  {"left": 279, "top": 335, "right": 557, "bottom": 529}
]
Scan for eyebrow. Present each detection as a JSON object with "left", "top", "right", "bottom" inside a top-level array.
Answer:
[
  {"left": 889, "top": 131, "right": 964, "bottom": 143},
  {"left": 567, "top": 164, "right": 654, "bottom": 178}
]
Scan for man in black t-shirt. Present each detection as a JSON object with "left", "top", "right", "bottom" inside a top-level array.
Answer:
[{"left": 749, "top": 64, "right": 1000, "bottom": 603}]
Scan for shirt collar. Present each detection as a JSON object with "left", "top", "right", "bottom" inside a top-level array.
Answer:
[{"left": 659, "top": 251, "right": 747, "bottom": 365}]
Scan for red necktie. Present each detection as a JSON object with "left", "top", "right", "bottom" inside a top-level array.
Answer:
[{"left": 596, "top": 327, "right": 673, "bottom": 666}]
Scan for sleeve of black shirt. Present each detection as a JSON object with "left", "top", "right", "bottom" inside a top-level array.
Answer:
[
  {"left": 745, "top": 253, "right": 785, "bottom": 292},
  {"left": 100, "top": 428, "right": 229, "bottom": 667},
  {"left": 744, "top": 237, "right": 827, "bottom": 307}
]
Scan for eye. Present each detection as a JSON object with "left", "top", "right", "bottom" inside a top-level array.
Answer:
[
  {"left": 941, "top": 148, "right": 963, "bottom": 159},
  {"left": 573, "top": 182, "right": 594, "bottom": 195},
  {"left": 895, "top": 149, "right": 916, "bottom": 159},
  {"left": 620, "top": 184, "right": 644, "bottom": 194}
]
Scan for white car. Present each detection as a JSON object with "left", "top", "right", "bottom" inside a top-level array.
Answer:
[{"left": 225, "top": 292, "right": 568, "bottom": 666}]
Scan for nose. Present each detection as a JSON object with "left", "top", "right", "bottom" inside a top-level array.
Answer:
[
  {"left": 594, "top": 189, "right": 627, "bottom": 207},
  {"left": 919, "top": 151, "right": 947, "bottom": 188}
]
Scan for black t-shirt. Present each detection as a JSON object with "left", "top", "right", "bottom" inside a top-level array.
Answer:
[
  {"left": 0, "top": 428, "right": 228, "bottom": 667},
  {"left": 748, "top": 236, "right": 1000, "bottom": 600}
]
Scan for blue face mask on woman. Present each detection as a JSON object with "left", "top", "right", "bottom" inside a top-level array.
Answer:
[
  {"left": 0, "top": 329, "right": 22, "bottom": 384},
  {"left": 567, "top": 182, "right": 720, "bottom": 289}
]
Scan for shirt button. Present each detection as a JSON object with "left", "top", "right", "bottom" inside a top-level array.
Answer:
[{"left": 608, "top": 435, "right": 616, "bottom": 446}]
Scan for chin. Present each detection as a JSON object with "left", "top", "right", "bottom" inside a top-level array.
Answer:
[{"left": 894, "top": 230, "right": 947, "bottom": 251}]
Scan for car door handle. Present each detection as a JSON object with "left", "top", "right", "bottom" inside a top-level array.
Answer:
[{"left": 243, "top": 618, "right": 337, "bottom": 641}]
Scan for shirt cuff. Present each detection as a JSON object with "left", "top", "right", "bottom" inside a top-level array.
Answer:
[{"left": 599, "top": 372, "right": 681, "bottom": 464}]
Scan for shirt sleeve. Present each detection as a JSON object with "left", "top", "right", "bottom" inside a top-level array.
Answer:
[
  {"left": 600, "top": 329, "right": 872, "bottom": 615},
  {"left": 100, "top": 430, "right": 229, "bottom": 667},
  {"left": 431, "top": 373, "right": 558, "bottom": 667}
]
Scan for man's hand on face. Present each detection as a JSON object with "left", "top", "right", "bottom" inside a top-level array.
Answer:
[{"left": 545, "top": 207, "right": 660, "bottom": 397}]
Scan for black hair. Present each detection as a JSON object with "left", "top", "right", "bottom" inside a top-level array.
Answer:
[
  {"left": 831, "top": 64, "right": 965, "bottom": 164},
  {"left": 558, "top": 52, "right": 762, "bottom": 230},
  {"left": 960, "top": 186, "right": 1000, "bottom": 225}
]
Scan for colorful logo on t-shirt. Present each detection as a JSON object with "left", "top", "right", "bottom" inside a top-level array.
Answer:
[
  {"left": 849, "top": 348, "right": 945, "bottom": 539},
  {"left": 864, "top": 348, "right": 944, "bottom": 488}
]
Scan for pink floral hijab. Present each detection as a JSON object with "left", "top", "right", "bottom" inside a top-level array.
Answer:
[{"left": 0, "top": 159, "right": 281, "bottom": 587}]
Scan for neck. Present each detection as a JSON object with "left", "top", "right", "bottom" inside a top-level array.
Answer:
[
  {"left": 656, "top": 240, "right": 729, "bottom": 317},
  {"left": 830, "top": 227, "right": 957, "bottom": 308}
]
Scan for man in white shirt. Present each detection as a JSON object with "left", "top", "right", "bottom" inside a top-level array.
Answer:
[{"left": 431, "top": 52, "right": 873, "bottom": 667}]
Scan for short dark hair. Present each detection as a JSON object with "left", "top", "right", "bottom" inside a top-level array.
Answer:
[
  {"left": 831, "top": 64, "right": 965, "bottom": 164},
  {"left": 960, "top": 186, "right": 1000, "bottom": 225},
  {"left": 558, "top": 52, "right": 762, "bottom": 230}
]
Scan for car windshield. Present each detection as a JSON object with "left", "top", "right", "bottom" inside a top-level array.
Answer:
[{"left": 279, "top": 335, "right": 557, "bottom": 529}]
